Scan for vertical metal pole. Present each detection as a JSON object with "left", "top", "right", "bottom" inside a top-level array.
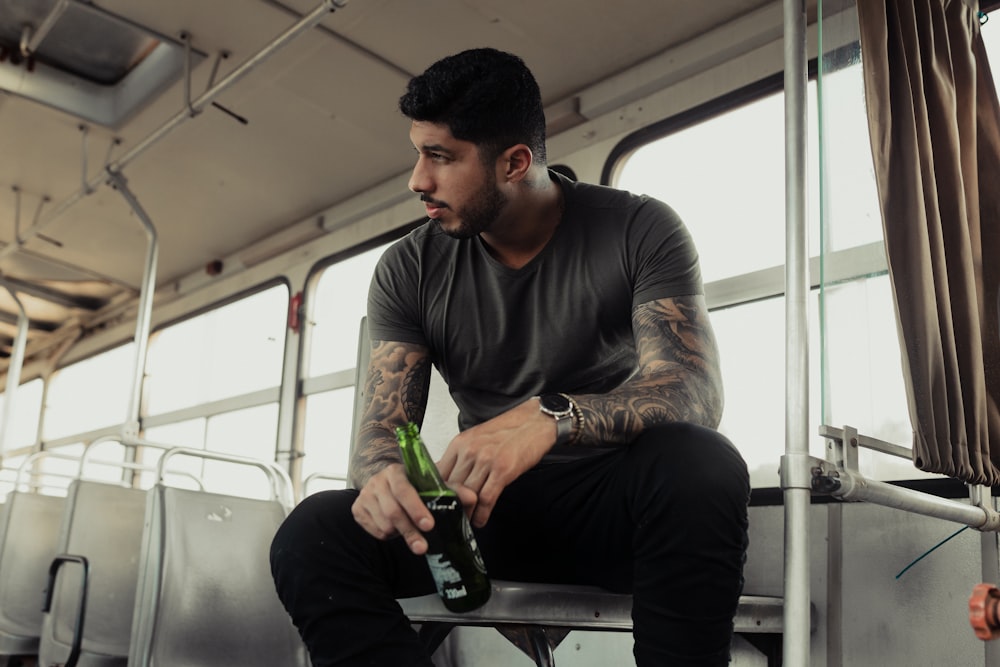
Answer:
[
  {"left": 981, "top": 490, "right": 1000, "bottom": 666},
  {"left": 782, "top": 0, "right": 812, "bottom": 664},
  {"left": 0, "top": 286, "right": 29, "bottom": 454},
  {"left": 104, "top": 170, "right": 158, "bottom": 438}
]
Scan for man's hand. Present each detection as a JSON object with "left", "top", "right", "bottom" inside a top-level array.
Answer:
[
  {"left": 351, "top": 462, "right": 478, "bottom": 555},
  {"left": 436, "top": 398, "right": 557, "bottom": 528}
]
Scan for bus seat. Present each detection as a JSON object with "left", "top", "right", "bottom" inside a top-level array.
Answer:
[
  {"left": 37, "top": 479, "right": 148, "bottom": 667},
  {"left": 128, "top": 448, "right": 308, "bottom": 667},
  {"left": 0, "top": 490, "right": 66, "bottom": 656},
  {"left": 346, "top": 317, "right": 804, "bottom": 666}
]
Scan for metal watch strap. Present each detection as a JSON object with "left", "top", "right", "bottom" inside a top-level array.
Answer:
[{"left": 554, "top": 410, "right": 573, "bottom": 445}]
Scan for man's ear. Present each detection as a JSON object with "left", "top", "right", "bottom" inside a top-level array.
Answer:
[{"left": 499, "top": 144, "right": 533, "bottom": 183}]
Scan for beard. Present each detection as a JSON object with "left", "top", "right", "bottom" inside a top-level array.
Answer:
[{"left": 432, "top": 175, "right": 508, "bottom": 240}]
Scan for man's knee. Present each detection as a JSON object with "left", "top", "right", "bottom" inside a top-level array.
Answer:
[
  {"left": 630, "top": 422, "right": 749, "bottom": 502},
  {"left": 270, "top": 489, "right": 359, "bottom": 573}
]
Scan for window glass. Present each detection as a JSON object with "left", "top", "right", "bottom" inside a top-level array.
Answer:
[
  {"left": 987, "top": 15, "right": 1000, "bottom": 84},
  {"left": 141, "top": 418, "right": 207, "bottom": 489},
  {"left": 815, "top": 61, "right": 883, "bottom": 251},
  {"left": 202, "top": 404, "right": 280, "bottom": 499},
  {"left": 44, "top": 344, "right": 136, "bottom": 440},
  {"left": 301, "top": 241, "right": 395, "bottom": 482},
  {"left": 709, "top": 281, "right": 923, "bottom": 487},
  {"left": 300, "top": 389, "right": 355, "bottom": 490},
  {"left": 617, "top": 70, "right": 880, "bottom": 285},
  {"left": 144, "top": 285, "right": 288, "bottom": 415},
  {"left": 0, "top": 377, "right": 43, "bottom": 452},
  {"left": 0, "top": 454, "right": 22, "bottom": 500},
  {"left": 307, "top": 243, "right": 393, "bottom": 378}
]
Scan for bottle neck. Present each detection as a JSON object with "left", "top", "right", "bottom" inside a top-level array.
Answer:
[{"left": 397, "top": 423, "right": 450, "bottom": 493}]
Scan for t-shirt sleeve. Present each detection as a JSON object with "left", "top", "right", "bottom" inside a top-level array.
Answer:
[
  {"left": 366, "top": 241, "right": 428, "bottom": 345},
  {"left": 628, "top": 196, "right": 703, "bottom": 307}
]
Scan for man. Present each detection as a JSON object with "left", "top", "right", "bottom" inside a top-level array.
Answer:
[{"left": 271, "top": 48, "right": 749, "bottom": 666}]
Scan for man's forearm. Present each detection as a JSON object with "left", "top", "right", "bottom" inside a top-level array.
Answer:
[
  {"left": 349, "top": 339, "right": 432, "bottom": 488},
  {"left": 573, "top": 370, "right": 723, "bottom": 447},
  {"left": 349, "top": 423, "right": 403, "bottom": 488},
  {"left": 572, "top": 296, "right": 724, "bottom": 446}
]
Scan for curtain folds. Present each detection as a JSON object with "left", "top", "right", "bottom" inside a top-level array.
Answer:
[{"left": 857, "top": 0, "right": 1000, "bottom": 484}]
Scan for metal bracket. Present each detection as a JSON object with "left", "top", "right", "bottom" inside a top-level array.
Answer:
[
  {"left": 779, "top": 452, "right": 830, "bottom": 491},
  {"left": 11, "top": 185, "right": 58, "bottom": 247},
  {"left": 819, "top": 424, "right": 859, "bottom": 473}
]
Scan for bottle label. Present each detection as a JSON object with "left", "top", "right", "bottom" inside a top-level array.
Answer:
[
  {"left": 421, "top": 494, "right": 488, "bottom": 603},
  {"left": 426, "top": 553, "right": 469, "bottom": 600}
]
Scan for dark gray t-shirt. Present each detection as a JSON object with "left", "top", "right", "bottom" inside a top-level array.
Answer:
[{"left": 367, "top": 172, "right": 702, "bottom": 434}]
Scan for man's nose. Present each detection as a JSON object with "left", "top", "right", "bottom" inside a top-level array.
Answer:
[{"left": 408, "top": 159, "right": 430, "bottom": 193}]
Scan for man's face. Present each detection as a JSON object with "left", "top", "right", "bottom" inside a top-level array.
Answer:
[{"left": 407, "top": 121, "right": 507, "bottom": 239}]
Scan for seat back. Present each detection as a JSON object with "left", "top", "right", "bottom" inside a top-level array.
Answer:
[
  {"left": 38, "top": 479, "right": 148, "bottom": 665},
  {"left": 128, "top": 448, "right": 308, "bottom": 667},
  {"left": 0, "top": 490, "right": 66, "bottom": 654}
]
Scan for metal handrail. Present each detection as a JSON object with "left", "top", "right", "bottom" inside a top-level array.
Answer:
[
  {"left": 302, "top": 471, "right": 348, "bottom": 496},
  {"left": 0, "top": 283, "right": 29, "bottom": 455},
  {"left": 10, "top": 450, "right": 82, "bottom": 494},
  {"left": 78, "top": 434, "right": 174, "bottom": 475},
  {"left": 65, "top": 435, "right": 202, "bottom": 490},
  {"left": 155, "top": 447, "right": 294, "bottom": 511},
  {"left": 815, "top": 425, "right": 1000, "bottom": 532}
]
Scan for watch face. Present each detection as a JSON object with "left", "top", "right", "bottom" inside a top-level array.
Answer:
[{"left": 539, "top": 393, "right": 571, "bottom": 413}]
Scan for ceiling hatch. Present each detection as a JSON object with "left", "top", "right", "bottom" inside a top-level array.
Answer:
[{"left": 0, "top": 0, "right": 200, "bottom": 128}]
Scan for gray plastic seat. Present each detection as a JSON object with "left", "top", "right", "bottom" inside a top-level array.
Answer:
[
  {"left": 0, "top": 489, "right": 66, "bottom": 656},
  {"left": 36, "top": 437, "right": 193, "bottom": 667},
  {"left": 38, "top": 478, "right": 148, "bottom": 667},
  {"left": 128, "top": 447, "right": 309, "bottom": 667}
]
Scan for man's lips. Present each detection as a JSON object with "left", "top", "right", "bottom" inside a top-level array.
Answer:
[{"left": 423, "top": 201, "right": 447, "bottom": 218}]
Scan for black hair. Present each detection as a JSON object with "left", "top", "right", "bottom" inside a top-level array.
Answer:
[{"left": 399, "top": 48, "right": 547, "bottom": 164}]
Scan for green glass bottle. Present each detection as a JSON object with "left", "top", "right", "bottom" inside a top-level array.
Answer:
[{"left": 395, "top": 422, "right": 491, "bottom": 612}]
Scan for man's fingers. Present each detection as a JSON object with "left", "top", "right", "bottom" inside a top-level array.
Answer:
[
  {"left": 351, "top": 464, "right": 439, "bottom": 555},
  {"left": 452, "top": 483, "right": 479, "bottom": 509},
  {"left": 386, "top": 473, "right": 435, "bottom": 554}
]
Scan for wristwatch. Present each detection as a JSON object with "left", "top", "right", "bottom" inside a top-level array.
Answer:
[{"left": 537, "top": 393, "right": 576, "bottom": 445}]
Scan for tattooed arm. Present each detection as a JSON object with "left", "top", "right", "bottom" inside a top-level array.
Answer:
[
  {"left": 572, "top": 294, "right": 724, "bottom": 446},
  {"left": 349, "top": 338, "right": 460, "bottom": 554},
  {"left": 349, "top": 339, "right": 432, "bottom": 489}
]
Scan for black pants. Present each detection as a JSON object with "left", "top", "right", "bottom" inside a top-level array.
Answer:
[{"left": 271, "top": 423, "right": 750, "bottom": 666}]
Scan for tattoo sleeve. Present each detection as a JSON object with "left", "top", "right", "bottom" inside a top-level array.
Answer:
[
  {"left": 349, "top": 339, "right": 432, "bottom": 488},
  {"left": 573, "top": 295, "right": 724, "bottom": 446}
]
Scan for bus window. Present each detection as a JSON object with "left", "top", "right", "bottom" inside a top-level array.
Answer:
[
  {"left": 144, "top": 285, "right": 288, "bottom": 415},
  {"left": 301, "top": 389, "right": 355, "bottom": 490},
  {"left": 307, "top": 244, "right": 392, "bottom": 378},
  {"left": 140, "top": 285, "right": 288, "bottom": 496},
  {"left": 0, "top": 377, "right": 43, "bottom": 453},
  {"left": 44, "top": 344, "right": 136, "bottom": 441},
  {"left": 613, "top": 53, "right": 915, "bottom": 487},
  {"left": 301, "top": 242, "right": 393, "bottom": 488}
]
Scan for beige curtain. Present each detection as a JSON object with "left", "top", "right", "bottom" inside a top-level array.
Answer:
[{"left": 857, "top": 0, "right": 1000, "bottom": 485}]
